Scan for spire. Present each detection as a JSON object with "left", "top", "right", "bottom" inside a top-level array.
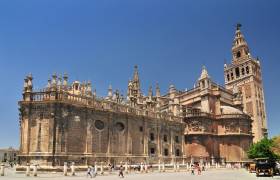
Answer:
[
  {"left": 108, "top": 84, "right": 113, "bottom": 99},
  {"left": 199, "top": 66, "right": 210, "bottom": 80},
  {"left": 129, "top": 65, "right": 141, "bottom": 97},
  {"left": 63, "top": 73, "right": 68, "bottom": 88},
  {"left": 156, "top": 83, "right": 161, "bottom": 97},
  {"left": 133, "top": 65, "right": 139, "bottom": 82},
  {"left": 232, "top": 23, "right": 250, "bottom": 63},
  {"left": 198, "top": 66, "right": 211, "bottom": 90},
  {"left": 148, "top": 85, "right": 153, "bottom": 97}
]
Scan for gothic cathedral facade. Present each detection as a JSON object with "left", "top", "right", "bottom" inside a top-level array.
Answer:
[{"left": 18, "top": 25, "right": 266, "bottom": 167}]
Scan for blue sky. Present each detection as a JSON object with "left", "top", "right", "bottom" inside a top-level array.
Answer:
[{"left": 0, "top": 0, "right": 279, "bottom": 148}]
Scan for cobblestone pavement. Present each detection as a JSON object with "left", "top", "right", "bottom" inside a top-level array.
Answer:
[{"left": 1, "top": 168, "right": 280, "bottom": 179}]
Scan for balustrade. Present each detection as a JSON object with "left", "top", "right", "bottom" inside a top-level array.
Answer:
[{"left": 23, "top": 90, "right": 181, "bottom": 122}]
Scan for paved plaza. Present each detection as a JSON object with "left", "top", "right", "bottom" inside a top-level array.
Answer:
[{"left": 1, "top": 168, "right": 280, "bottom": 180}]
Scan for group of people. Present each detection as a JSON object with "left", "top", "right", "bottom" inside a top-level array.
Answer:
[
  {"left": 190, "top": 164, "right": 205, "bottom": 175},
  {"left": 86, "top": 162, "right": 207, "bottom": 178},
  {"left": 86, "top": 164, "right": 124, "bottom": 178}
]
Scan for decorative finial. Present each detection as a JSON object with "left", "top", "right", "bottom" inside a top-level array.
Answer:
[{"left": 236, "top": 23, "right": 242, "bottom": 30}]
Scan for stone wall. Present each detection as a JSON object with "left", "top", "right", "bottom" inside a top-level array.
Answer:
[{"left": 18, "top": 101, "right": 185, "bottom": 166}]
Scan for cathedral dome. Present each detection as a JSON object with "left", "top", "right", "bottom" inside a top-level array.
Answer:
[{"left": 220, "top": 105, "right": 243, "bottom": 115}]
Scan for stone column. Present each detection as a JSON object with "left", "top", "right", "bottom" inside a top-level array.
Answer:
[
  {"left": 26, "top": 163, "right": 30, "bottom": 176},
  {"left": 162, "top": 162, "right": 165, "bottom": 172},
  {"left": 63, "top": 162, "right": 68, "bottom": 176},
  {"left": 0, "top": 164, "right": 4, "bottom": 176}
]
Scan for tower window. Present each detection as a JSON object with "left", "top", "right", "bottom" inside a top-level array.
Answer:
[
  {"left": 139, "top": 126, "right": 143, "bottom": 132},
  {"left": 241, "top": 68, "right": 245, "bottom": 75},
  {"left": 235, "top": 68, "right": 240, "bottom": 78},
  {"left": 236, "top": 51, "right": 241, "bottom": 58},
  {"left": 227, "top": 74, "right": 230, "bottom": 81},
  {"left": 231, "top": 73, "right": 234, "bottom": 80},
  {"left": 202, "top": 81, "right": 205, "bottom": 88},
  {"left": 246, "top": 66, "right": 250, "bottom": 74}
]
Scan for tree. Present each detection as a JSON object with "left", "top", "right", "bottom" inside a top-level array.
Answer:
[
  {"left": 272, "top": 135, "right": 280, "bottom": 156},
  {"left": 247, "top": 137, "right": 279, "bottom": 159}
]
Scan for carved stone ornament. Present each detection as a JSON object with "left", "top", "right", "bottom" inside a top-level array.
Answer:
[
  {"left": 225, "top": 121, "right": 239, "bottom": 133},
  {"left": 189, "top": 120, "right": 202, "bottom": 132}
]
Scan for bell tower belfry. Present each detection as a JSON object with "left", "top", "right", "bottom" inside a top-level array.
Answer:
[{"left": 224, "top": 24, "right": 267, "bottom": 142}]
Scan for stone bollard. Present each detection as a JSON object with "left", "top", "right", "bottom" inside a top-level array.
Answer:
[
  {"left": 100, "top": 162, "right": 104, "bottom": 175},
  {"left": 186, "top": 163, "right": 189, "bottom": 171},
  {"left": 0, "top": 164, "right": 4, "bottom": 176},
  {"left": 70, "top": 162, "right": 75, "bottom": 176},
  {"left": 33, "top": 164, "right": 38, "bottom": 177},
  {"left": 140, "top": 162, "right": 144, "bottom": 173},
  {"left": 162, "top": 162, "right": 165, "bottom": 172},
  {"left": 215, "top": 163, "right": 218, "bottom": 169},
  {"left": 158, "top": 161, "right": 161, "bottom": 172},
  {"left": 63, "top": 162, "right": 68, "bottom": 176},
  {"left": 144, "top": 164, "right": 148, "bottom": 173},
  {"left": 177, "top": 163, "right": 180, "bottom": 172},
  {"left": 125, "top": 162, "right": 128, "bottom": 174},
  {"left": 26, "top": 163, "right": 31, "bottom": 176},
  {"left": 173, "top": 163, "right": 176, "bottom": 172}
]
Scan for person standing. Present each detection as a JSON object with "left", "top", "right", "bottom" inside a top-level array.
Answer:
[
  {"left": 197, "top": 164, "right": 201, "bottom": 175},
  {"left": 191, "top": 164, "right": 195, "bottom": 175},
  {"left": 119, "top": 165, "right": 124, "bottom": 178}
]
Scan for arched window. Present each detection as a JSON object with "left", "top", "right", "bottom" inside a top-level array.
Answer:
[
  {"left": 150, "top": 133, "right": 155, "bottom": 141},
  {"left": 163, "top": 135, "right": 168, "bottom": 142},
  {"left": 236, "top": 51, "right": 241, "bottom": 58},
  {"left": 175, "top": 136, "right": 179, "bottom": 143},
  {"left": 164, "top": 149, "right": 169, "bottom": 156},
  {"left": 150, "top": 148, "right": 155, "bottom": 155},
  {"left": 175, "top": 149, "right": 180, "bottom": 156},
  {"left": 246, "top": 66, "right": 250, "bottom": 74}
]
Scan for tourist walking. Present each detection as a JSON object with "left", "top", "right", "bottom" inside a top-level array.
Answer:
[
  {"left": 197, "top": 164, "right": 201, "bottom": 175},
  {"left": 119, "top": 165, "right": 124, "bottom": 178},
  {"left": 191, "top": 164, "right": 195, "bottom": 175},
  {"left": 87, "top": 166, "right": 92, "bottom": 178},
  {"left": 91, "top": 165, "right": 97, "bottom": 178}
]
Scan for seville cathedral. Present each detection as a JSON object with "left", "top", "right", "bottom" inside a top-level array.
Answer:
[{"left": 18, "top": 25, "right": 267, "bottom": 167}]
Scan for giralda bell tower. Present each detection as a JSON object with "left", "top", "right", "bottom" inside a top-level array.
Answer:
[{"left": 224, "top": 24, "right": 268, "bottom": 142}]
